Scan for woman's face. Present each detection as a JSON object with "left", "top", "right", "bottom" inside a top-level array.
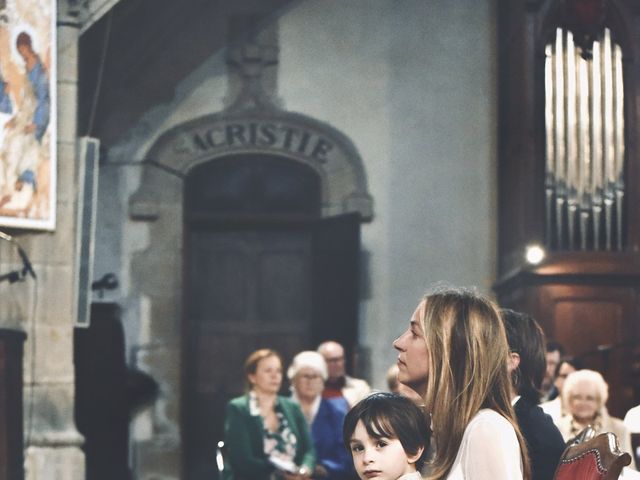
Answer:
[
  {"left": 393, "top": 301, "right": 429, "bottom": 397},
  {"left": 293, "top": 366, "right": 324, "bottom": 402},
  {"left": 248, "top": 355, "right": 283, "bottom": 395},
  {"left": 568, "top": 379, "right": 600, "bottom": 424}
]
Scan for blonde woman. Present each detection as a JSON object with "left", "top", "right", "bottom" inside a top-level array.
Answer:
[
  {"left": 558, "top": 369, "right": 636, "bottom": 469},
  {"left": 393, "top": 288, "right": 531, "bottom": 480}
]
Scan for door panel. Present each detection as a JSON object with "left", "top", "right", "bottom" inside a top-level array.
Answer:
[{"left": 312, "top": 213, "right": 360, "bottom": 370}]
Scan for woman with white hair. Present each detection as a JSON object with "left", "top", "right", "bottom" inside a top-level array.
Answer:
[
  {"left": 288, "top": 351, "right": 356, "bottom": 480},
  {"left": 558, "top": 369, "right": 636, "bottom": 469}
]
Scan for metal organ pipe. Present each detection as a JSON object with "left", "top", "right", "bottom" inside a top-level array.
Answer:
[{"left": 545, "top": 28, "right": 625, "bottom": 251}]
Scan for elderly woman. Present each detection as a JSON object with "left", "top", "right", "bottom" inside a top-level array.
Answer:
[
  {"left": 288, "top": 351, "right": 355, "bottom": 480},
  {"left": 224, "top": 348, "right": 316, "bottom": 480},
  {"left": 558, "top": 369, "right": 636, "bottom": 469}
]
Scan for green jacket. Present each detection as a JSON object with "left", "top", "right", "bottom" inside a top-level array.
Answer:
[{"left": 223, "top": 394, "right": 316, "bottom": 480}]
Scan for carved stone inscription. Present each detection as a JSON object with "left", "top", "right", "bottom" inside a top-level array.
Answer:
[{"left": 176, "top": 120, "right": 335, "bottom": 164}]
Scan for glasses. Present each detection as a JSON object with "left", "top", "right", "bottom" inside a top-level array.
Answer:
[
  {"left": 571, "top": 394, "right": 598, "bottom": 403},
  {"left": 299, "top": 373, "right": 322, "bottom": 381},
  {"left": 325, "top": 356, "right": 344, "bottom": 363}
]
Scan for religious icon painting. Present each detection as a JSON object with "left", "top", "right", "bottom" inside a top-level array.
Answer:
[{"left": 0, "top": 0, "right": 55, "bottom": 229}]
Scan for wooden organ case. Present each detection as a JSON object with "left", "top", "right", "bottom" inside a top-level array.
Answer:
[{"left": 496, "top": 0, "right": 640, "bottom": 417}]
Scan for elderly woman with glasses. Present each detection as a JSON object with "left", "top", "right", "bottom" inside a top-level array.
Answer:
[
  {"left": 288, "top": 351, "right": 356, "bottom": 480},
  {"left": 558, "top": 369, "right": 636, "bottom": 470}
]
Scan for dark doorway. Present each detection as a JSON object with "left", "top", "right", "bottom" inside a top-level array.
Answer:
[{"left": 182, "top": 154, "right": 360, "bottom": 479}]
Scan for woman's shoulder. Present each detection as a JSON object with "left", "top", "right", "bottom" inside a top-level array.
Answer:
[
  {"left": 277, "top": 395, "right": 305, "bottom": 416},
  {"left": 453, "top": 409, "right": 523, "bottom": 479},
  {"left": 316, "top": 397, "right": 349, "bottom": 424},
  {"left": 227, "top": 394, "right": 250, "bottom": 409},
  {"left": 321, "top": 396, "right": 349, "bottom": 413},
  {"left": 464, "top": 409, "right": 518, "bottom": 440},
  {"left": 470, "top": 409, "right": 513, "bottom": 425},
  {"left": 605, "top": 414, "right": 629, "bottom": 433},
  {"left": 278, "top": 395, "right": 299, "bottom": 407}
]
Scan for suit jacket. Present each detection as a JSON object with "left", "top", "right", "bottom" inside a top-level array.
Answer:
[
  {"left": 515, "top": 396, "right": 566, "bottom": 480},
  {"left": 224, "top": 394, "right": 316, "bottom": 480},
  {"left": 311, "top": 398, "right": 356, "bottom": 480}
]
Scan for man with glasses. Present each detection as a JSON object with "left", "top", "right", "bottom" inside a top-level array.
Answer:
[{"left": 317, "top": 341, "right": 370, "bottom": 408}]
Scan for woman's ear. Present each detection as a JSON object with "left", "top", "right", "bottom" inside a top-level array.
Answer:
[
  {"left": 507, "top": 352, "right": 521, "bottom": 373},
  {"left": 407, "top": 446, "right": 424, "bottom": 465}
]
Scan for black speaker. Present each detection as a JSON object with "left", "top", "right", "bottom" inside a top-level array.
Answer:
[{"left": 74, "top": 137, "right": 99, "bottom": 327}]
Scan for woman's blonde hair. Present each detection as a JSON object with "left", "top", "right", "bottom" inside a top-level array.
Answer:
[{"left": 418, "top": 288, "right": 531, "bottom": 480}]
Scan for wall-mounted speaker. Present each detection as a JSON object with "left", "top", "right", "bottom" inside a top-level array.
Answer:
[{"left": 74, "top": 137, "right": 99, "bottom": 328}]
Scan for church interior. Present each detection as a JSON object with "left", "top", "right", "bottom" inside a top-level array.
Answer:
[{"left": 0, "top": 0, "right": 639, "bottom": 478}]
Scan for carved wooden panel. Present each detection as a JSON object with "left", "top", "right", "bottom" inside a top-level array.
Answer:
[{"left": 497, "top": 277, "right": 640, "bottom": 417}]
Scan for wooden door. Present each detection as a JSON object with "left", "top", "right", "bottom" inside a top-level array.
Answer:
[
  {"left": 182, "top": 155, "right": 361, "bottom": 479},
  {"left": 312, "top": 213, "right": 361, "bottom": 371}
]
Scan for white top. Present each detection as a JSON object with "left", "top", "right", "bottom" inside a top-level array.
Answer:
[
  {"left": 342, "top": 375, "right": 372, "bottom": 407},
  {"left": 622, "top": 467, "right": 640, "bottom": 479},
  {"left": 624, "top": 405, "right": 640, "bottom": 433},
  {"left": 446, "top": 409, "right": 523, "bottom": 480},
  {"left": 540, "top": 396, "right": 563, "bottom": 425},
  {"left": 398, "top": 473, "right": 423, "bottom": 480}
]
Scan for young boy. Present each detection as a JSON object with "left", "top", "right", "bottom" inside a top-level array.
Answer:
[{"left": 343, "top": 392, "right": 430, "bottom": 480}]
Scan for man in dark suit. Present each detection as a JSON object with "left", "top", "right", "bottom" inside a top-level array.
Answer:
[{"left": 502, "top": 309, "right": 567, "bottom": 480}]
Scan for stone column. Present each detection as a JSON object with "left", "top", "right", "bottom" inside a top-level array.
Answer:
[{"left": 22, "top": 2, "right": 85, "bottom": 478}]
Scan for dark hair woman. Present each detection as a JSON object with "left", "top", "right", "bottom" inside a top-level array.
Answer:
[{"left": 501, "top": 309, "right": 566, "bottom": 480}]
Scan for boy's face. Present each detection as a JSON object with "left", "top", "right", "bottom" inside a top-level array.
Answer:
[{"left": 349, "top": 420, "right": 421, "bottom": 480}]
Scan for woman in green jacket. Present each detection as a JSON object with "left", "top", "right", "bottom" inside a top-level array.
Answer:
[{"left": 224, "top": 348, "right": 316, "bottom": 480}]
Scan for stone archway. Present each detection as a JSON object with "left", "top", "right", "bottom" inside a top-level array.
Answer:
[{"left": 127, "top": 108, "right": 372, "bottom": 476}]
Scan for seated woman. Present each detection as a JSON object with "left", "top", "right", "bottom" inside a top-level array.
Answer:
[
  {"left": 288, "top": 351, "right": 355, "bottom": 479},
  {"left": 393, "top": 287, "right": 531, "bottom": 479},
  {"left": 501, "top": 309, "right": 566, "bottom": 480},
  {"left": 224, "top": 348, "right": 316, "bottom": 480},
  {"left": 558, "top": 369, "right": 636, "bottom": 470}
]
